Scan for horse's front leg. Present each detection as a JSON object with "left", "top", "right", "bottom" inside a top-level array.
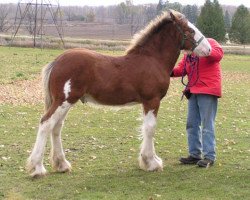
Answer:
[{"left": 139, "top": 98, "right": 163, "bottom": 171}]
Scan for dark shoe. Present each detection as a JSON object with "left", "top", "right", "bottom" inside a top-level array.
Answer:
[
  {"left": 179, "top": 156, "right": 201, "bottom": 164},
  {"left": 197, "top": 158, "right": 214, "bottom": 168}
]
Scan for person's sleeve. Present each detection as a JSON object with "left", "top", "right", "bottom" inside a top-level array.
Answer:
[
  {"left": 208, "top": 40, "right": 224, "bottom": 62},
  {"left": 171, "top": 56, "right": 186, "bottom": 77}
]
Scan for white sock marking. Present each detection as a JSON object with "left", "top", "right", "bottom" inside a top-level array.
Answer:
[
  {"left": 141, "top": 110, "right": 156, "bottom": 157},
  {"left": 28, "top": 101, "right": 72, "bottom": 176}
]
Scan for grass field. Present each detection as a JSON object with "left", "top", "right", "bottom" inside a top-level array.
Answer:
[{"left": 0, "top": 46, "right": 249, "bottom": 199}]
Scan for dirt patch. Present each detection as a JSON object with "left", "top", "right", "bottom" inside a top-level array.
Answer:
[{"left": 0, "top": 76, "right": 43, "bottom": 105}]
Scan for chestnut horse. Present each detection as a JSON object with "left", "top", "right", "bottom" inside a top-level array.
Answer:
[{"left": 27, "top": 10, "right": 211, "bottom": 177}]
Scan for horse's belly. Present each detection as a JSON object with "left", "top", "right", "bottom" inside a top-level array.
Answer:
[{"left": 80, "top": 94, "right": 139, "bottom": 107}]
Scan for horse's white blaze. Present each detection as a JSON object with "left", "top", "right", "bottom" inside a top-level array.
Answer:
[
  {"left": 63, "top": 79, "right": 71, "bottom": 99},
  {"left": 188, "top": 22, "right": 211, "bottom": 57},
  {"left": 139, "top": 110, "right": 163, "bottom": 171},
  {"left": 27, "top": 101, "right": 72, "bottom": 177}
]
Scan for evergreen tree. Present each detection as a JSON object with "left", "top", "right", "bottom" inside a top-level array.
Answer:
[
  {"left": 197, "top": 0, "right": 226, "bottom": 42},
  {"left": 213, "top": 0, "right": 226, "bottom": 41},
  {"left": 229, "top": 5, "right": 250, "bottom": 44},
  {"left": 197, "top": 0, "right": 214, "bottom": 37}
]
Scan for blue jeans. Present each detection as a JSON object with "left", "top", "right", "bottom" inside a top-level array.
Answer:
[{"left": 186, "top": 94, "right": 218, "bottom": 161}]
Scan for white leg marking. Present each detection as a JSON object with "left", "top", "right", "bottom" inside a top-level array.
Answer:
[
  {"left": 50, "top": 102, "right": 72, "bottom": 173},
  {"left": 27, "top": 101, "right": 72, "bottom": 177},
  {"left": 27, "top": 120, "right": 51, "bottom": 177},
  {"left": 63, "top": 79, "right": 71, "bottom": 99},
  {"left": 139, "top": 110, "right": 163, "bottom": 171}
]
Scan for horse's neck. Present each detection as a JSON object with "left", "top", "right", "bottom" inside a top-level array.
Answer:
[
  {"left": 156, "top": 25, "right": 180, "bottom": 62},
  {"left": 129, "top": 26, "right": 181, "bottom": 72}
]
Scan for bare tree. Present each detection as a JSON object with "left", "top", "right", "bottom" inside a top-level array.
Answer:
[
  {"left": 63, "top": 6, "right": 74, "bottom": 21},
  {"left": 130, "top": 6, "right": 143, "bottom": 35},
  {"left": 0, "top": 4, "right": 11, "bottom": 32}
]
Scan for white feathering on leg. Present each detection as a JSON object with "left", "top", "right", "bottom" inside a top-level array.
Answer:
[{"left": 139, "top": 110, "right": 163, "bottom": 171}]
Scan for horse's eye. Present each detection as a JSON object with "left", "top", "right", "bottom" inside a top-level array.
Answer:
[{"left": 190, "top": 29, "right": 195, "bottom": 35}]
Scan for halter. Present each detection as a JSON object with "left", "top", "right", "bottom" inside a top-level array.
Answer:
[
  {"left": 192, "top": 36, "right": 205, "bottom": 51},
  {"left": 175, "top": 22, "right": 205, "bottom": 51}
]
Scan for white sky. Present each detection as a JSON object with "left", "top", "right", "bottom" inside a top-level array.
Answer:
[{"left": 0, "top": 0, "right": 249, "bottom": 7}]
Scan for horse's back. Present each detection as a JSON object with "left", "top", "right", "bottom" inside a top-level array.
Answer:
[{"left": 48, "top": 48, "right": 135, "bottom": 104}]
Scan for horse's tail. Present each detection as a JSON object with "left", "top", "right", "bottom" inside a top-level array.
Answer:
[{"left": 42, "top": 62, "right": 54, "bottom": 111}]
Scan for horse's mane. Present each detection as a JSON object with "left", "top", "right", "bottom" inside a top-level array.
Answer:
[{"left": 126, "top": 10, "right": 184, "bottom": 54}]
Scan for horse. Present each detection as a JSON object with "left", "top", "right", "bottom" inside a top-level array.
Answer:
[{"left": 27, "top": 10, "right": 211, "bottom": 177}]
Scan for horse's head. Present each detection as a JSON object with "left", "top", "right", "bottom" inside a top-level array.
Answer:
[{"left": 169, "top": 10, "right": 211, "bottom": 57}]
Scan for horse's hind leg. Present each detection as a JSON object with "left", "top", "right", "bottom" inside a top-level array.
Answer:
[
  {"left": 139, "top": 98, "right": 163, "bottom": 171},
  {"left": 27, "top": 101, "right": 72, "bottom": 177},
  {"left": 26, "top": 108, "right": 56, "bottom": 177},
  {"left": 50, "top": 102, "right": 72, "bottom": 173},
  {"left": 26, "top": 121, "right": 50, "bottom": 177}
]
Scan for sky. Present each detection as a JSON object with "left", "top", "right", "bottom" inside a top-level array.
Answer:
[{"left": 0, "top": 0, "right": 249, "bottom": 7}]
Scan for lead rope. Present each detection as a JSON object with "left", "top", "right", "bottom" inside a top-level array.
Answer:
[{"left": 181, "top": 54, "right": 200, "bottom": 100}]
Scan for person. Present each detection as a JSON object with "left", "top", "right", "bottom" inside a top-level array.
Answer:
[{"left": 171, "top": 38, "right": 224, "bottom": 167}]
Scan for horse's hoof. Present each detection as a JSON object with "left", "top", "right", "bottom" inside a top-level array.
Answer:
[
  {"left": 29, "top": 166, "right": 47, "bottom": 178},
  {"left": 139, "top": 154, "right": 163, "bottom": 172},
  {"left": 30, "top": 170, "right": 47, "bottom": 178},
  {"left": 53, "top": 160, "right": 72, "bottom": 173},
  {"left": 26, "top": 159, "right": 47, "bottom": 178}
]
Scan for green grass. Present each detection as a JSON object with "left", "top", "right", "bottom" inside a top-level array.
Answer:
[
  {"left": 0, "top": 46, "right": 124, "bottom": 84},
  {"left": 0, "top": 47, "right": 62, "bottom": 84},
  {"left": 0, "top": 47, "right": 249, "bottom": 199}
]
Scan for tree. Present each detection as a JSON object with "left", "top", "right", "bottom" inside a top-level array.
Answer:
[
  {"left": 63, "top": 7, "right": 74, "bottom": 21},
  {"left": 144, "top": 4, "right": 157, "bottom": 23},
  {"left": 213, "top": 0, "right": 226, "bottom": 41},
  {"left": 0, "top": 4, "right": 11, "bottom": 32},
  {"left": 229, "top": 5, "right": 250, "bottom": 44},
  {"left": 86, "top": 9, "right": 95, "bottom": 22},
  {"left": 165, "top": 2, "right": 182, "bottom": 12},
  {"left": 114, "top": 1, "right": 143, "bottom": 35},
  {"left": 156, "top": 1, "right": 182, "bottom": 14},
  {"left": 182, "top": 5, "right": 198, "bottom": 24},
  {"left": 156, "top": 0, "right": 165, "bottom": 14},
  {"left": 115, "top": 2, "right": 131, "bottom": 24},
  {"left": 196, "top": 0, "right": 225, "bottom": 42},
  {"left": 129, "top": 5, "right": 145, "bottom": 35}
]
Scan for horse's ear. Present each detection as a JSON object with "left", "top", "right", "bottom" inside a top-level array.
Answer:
[{"left": 169, "top": 10, "right": 176, "bottom": 22}]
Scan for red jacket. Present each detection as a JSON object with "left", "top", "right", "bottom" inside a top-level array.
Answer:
[{"left": 172, "top": 38, "right": 224, "bottom": 97}]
